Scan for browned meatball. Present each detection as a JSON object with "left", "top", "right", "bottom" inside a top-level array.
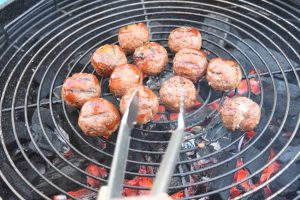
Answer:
[
  {"left": 221, "top": 97, "right": 261, "bottom": 131},
  {"left": 206, "top": 58, "right": 242, "bottom": 91},
  {"left": 120, "top": 86, "right": 159, "bottom": 124},
  {"left": 78, "top": 98, "right": 121, "bottom": 137},
  {"left": 109, "top": 64, "right": 143, "bottom": 97},
  {"left": 133, "top": 42, "right": 168, "bottom": 76},
  {"left": 61, "top": 73, "right": 101, "bottom": 108},
  {"left": 159, "top": 76, "right": 198, "bottom": 112},
  {"left": 168, "top": 27, "right": 202, "bottom": 53},
  {"left": 118, "top": 23, "right": 150, "bottom": 54},
  {"left": 91, "top": 44, "right": 127, "bottom": 77},
  {"left": 173, "top": 48, "right": 208, "bottom": 82}
]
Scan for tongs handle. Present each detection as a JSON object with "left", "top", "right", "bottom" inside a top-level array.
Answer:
[
  {"left": 150, "top": 99, "right": 185, "bottom": 196},
  {"left": 99, "top": 89, "right": 139, "bottom": 200}
]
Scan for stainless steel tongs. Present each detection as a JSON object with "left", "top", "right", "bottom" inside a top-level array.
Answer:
[{"left": 98, "top": 91, "right": 185, "bottom": 200}]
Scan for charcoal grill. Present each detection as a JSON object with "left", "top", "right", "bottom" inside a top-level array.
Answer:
[{"left": 1, "top": 0, "right": 300, "bottom": 199}]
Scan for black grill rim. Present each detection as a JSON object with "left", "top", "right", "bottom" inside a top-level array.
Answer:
[{"left": 0, "top": 0, "right": 300, "bottom": 199}]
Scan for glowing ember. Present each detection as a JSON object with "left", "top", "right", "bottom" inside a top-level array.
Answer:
[
  {"left": 123, "top": 177, "right": 153, "bottom": 196},
  {"left": 102, "top": 135, "right": 110, "bottom": 140},
  {"left": 208, "top": 99, "right": 222, "bottom": 112},
  {"left": 246, "top": 131, "right": 256, "bottom": 139},
  {"left": 153, "top": 105, "right": 167, "bottom": 121},
  {"left": 230, "top": 149, "right": 281, "bottom": 198},
  {"left": 53, "top": 188, "right": 96, "bottom": 200},
  {"left": 85, "top": 164, "right": 108, "bottom": 188},
  {"left": 230, "top": 160, "right": 255, "bottom": 198},
  {"left": 171, "top": 191, "right": 185, "bottom": 199},
  {"left": 237, "top": 68, "right": 261, "bottom": 96},
  {"left": 170, "top": 113, "right": 179, "bottom": 121}
]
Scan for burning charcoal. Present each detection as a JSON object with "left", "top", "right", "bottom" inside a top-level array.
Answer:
[
  {"left": 75, "top": 134, "right": 108, "bottom": 162},
  {"left": 33, "top": 66, "right": 66, "bottom": 99},
  {"left": 123, "top": 176, "right": 153, "bottom": 197},
  {"left": 182, "top": 132, "right": 196, "bottom": 156},
  {"left": 100, "top": 78, "right": 110, "bottom": 94},
  {"left": 146, "top": 70, "right": 172, "bottom": 91},
  {"left": 2, "top": 120, "right": 30, "bottom": 147},
  {"left": 231, "top": 39, "right": 298, "bottom": 73},
  {"left": 245, "top": 190, "right": 265, "bottom": 200},
  {"left": 278, "top": 145, "right": 300, "bottom": 163},
  {"left": 196, "top": 144, "right": 213, "bottom": 159},
  {"left": 191, "top": 126, "right": 203, "bottom": 134},
  {"left": 0, "top": 162, "right": 33, "bottom": 199},
  {"left": 269, "top": 162, "right": 300, "bottom": 197},
  {"left": 31, "top": 107, "right": 58, "bottom": 128},
  {"left": 29, "top": 124, "right": 69, "bottom": 157},
  {"left": 29, "top": 107, "right": 69, "bottom": 157},
  {"left": 52, "top": 85, "right": 62, "bottom": 99},
  {"left": 53, "top": 188, "right": 97, "bottom": 200},
  {"left": 85, "top": 163, "right": 108, "bottom": 188},
  {"left": 169, "top": 176, "right": 184, "bottom": 191},
  {"left": 209, "top": 152, "right": 236, "bottom": 200},
  {"left": 170, "top": 190, "right": 185, "bottom": 199},
  {"left": 67, "top": 51, "right": 92, "bottom": 72},
  {"left": 35, "top": 156, "right": 86, "bottom": 196},
  {"left": 14, "top": 154, "right": 46, "bottom": 185},
  {"left": 242, "top": 146, "right": 269, "bottom": 183},
  {"left": 202, "top": 14, "right": 231, "bottom": 48},
  {"left": 203, "top": 123, "right": 233, "bottom": 142}
]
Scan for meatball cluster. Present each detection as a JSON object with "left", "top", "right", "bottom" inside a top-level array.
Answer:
[{"left": 60, "top": 22, "right": 260, "bottom": 138}]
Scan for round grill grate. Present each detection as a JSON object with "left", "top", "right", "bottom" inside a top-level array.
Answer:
[{"left": 1, "top": 0, "right": 300, "bottom": 199}]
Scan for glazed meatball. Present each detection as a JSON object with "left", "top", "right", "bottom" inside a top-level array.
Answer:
[
  {"left": 159, "top": 76, "right": 198, "bottom": 112},
  {"left": 206, "top": 58, "right": 242, "bottom": 91},
  {"left": 118, "top": 23, "right": 150, "bottom": 54},
  {"left": 78, "top": 98, "right": 121, "bottom": 137},
  {"left": 221, "top": 97, "right": 261, "bottom": 131},
  {"left": 173, "top": 48, "right": 208, "bottom": 82},
  {"left": 120, "top": 86, "right": 159, "bottom": 124},
  {"left": 109, "top": 64, "right": 143, "bottom": 97},
  {"left": 91, "top": 44, "right": 127, "bottom": 77},
  {"left": 61, "top": 73, "right": 101, "bottom": 108},
  {"left": 133, "top": 42, "right": 168, "bottom": 76},
  {"left": 168, "top": 27, "right": 202, "bottom": 53}
]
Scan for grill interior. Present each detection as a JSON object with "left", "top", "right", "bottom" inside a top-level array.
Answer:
[{"left": 1, "top": 0, "right": 300, "bottom": 199}]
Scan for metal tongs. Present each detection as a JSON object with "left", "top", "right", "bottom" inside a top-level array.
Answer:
[{"left": 98, "top": 91, "right": 185, "bottom": 200}]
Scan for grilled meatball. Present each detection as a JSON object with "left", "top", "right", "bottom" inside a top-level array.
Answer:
[
  {"left": 133, "top": 42, "right": 168, "bottom": 76},
  {"left": 118, "top": 23, "right": 150, "bottom": 54},
  {"left": 159, "top": 76, "right": 198, "bottom": 112},
  {"left": 168, "top": 27, "right": 202, "bottom": 53},
  {"left": 221, "top": 97, "right": 261, "bottom": 131},
  {"left": 109, "top": 64, "right": 143, "bottom": 97},
  {"left": 206, "top": 58, "right": 242, "bottom": 91},
  {"left": 120, "top": 86, "right": 159, "bottom": 124},
  {"left": 61, "top": 73, "right": 101, "bottom": 108},
  {"left": 91, "top": 44, "right": 127, "bottom": 77},
  {"left": 78, "top": 98, "right": 121, "bottom": 137},
  {"left": 173, "top": 48, "right": 208, "bottom": 82}
]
